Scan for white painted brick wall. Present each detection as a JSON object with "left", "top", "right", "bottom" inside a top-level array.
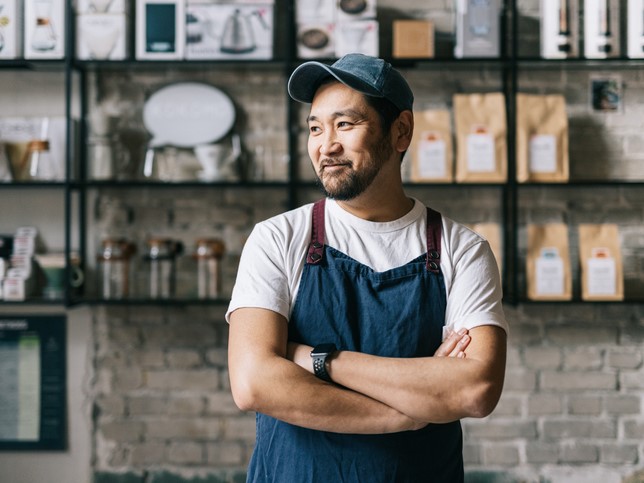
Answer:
[{"left": 0, "top": 0, "right": 635, "bottom": 482}]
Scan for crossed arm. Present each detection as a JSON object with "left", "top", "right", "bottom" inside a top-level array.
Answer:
[{"left": 228, "top": 307, "right": 506, "bottom": 434}]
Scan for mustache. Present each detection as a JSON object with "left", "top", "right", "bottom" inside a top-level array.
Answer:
[{"left": 320, "top": 158, "right": 353, "bottom": 169}]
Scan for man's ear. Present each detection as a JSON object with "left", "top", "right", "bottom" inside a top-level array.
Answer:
[{"left": 394, "top": 110, "right": 414, "bottom": 153}]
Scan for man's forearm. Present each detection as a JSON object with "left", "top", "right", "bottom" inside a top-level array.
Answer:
[
  {"left": 233, "top": 354, "right": 423, "bottom": 434},
  {"left": 289, "top": 326, "right": 506, "bottom": 423},
  {"left": 228, "top": 307, "right": 423, "bottom": 434},
  {"left": 328, "top": 326, "right": 506, "bottom": 423}
]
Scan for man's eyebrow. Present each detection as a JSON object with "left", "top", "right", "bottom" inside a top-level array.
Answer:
[{"left": 307, "top": 109, "right": 366, "bottom": 123}]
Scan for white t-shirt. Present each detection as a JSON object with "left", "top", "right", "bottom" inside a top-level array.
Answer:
[{"left": 226, "top": 198, "right": 508, "bottom": 336}]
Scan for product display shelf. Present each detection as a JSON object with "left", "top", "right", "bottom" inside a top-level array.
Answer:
[
  {"left": 508, "top": 0, "right": 644, "bottom": 305},
  {"left": 83, "top": 180, "right": 291, "bottom": 188},
  {"left": 70, "top": 3, "right": 297, "bottom": 306},
  {"left": 0, "top": 40, "right": 79, "bottom": 311},
  {"left": 513, "top": 183, "right": 644, "bottom": 305},
  {"left": 0, "top": 59, "right": 67, "bottom": 71},
  {"left": 77, "top": 297, "right": 232, "bottom": 306},
  {"left": 5, "top": 0, "right": 642, "bottom": 307},
  {"left": 73, "top": 58, "right": 289, "bottom": 73}
]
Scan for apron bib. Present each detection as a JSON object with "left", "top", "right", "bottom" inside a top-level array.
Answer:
[{"left": 247, "top": 199, "right": 464, "bottom": 483}]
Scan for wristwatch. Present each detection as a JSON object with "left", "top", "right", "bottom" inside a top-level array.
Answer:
[{"left": 310, "top": 343, "right": 337, "bottom": 382}]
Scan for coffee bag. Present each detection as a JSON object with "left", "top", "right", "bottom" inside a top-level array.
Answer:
[
  {"left": 453, "top": 93, "right": 507, "bottom": 183},
  {"left": 527, "top": 223, "right": 572, "bottom": 300},
  {"left": 516, "top": 93, "right": 569, "bottom": 183},
  {"left": 409, "top": 109, "right": 453, "bottom": 182},
  {"left": 579, "top": 224, "right": 624, "bottom": 301}
]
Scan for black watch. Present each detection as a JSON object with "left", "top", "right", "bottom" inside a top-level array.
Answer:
[{"left": 310, "top": 343, "right": 337, "bottom": 382}]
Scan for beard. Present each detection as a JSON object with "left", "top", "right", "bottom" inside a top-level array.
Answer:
[{"left": 314, "top": 135, "right": 394, "bottom": 201}]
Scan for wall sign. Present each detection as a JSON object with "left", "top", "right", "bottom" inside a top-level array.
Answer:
[{"left": 0, "top": 315, "right": 66, "bottom": 451}]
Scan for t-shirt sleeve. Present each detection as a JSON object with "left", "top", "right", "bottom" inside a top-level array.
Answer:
[
  {"left": 444, "top": 239, "right": 508, "bottom": 337},
  {"left": 225, "top": 222, "right": 291, "bottom": 323}
]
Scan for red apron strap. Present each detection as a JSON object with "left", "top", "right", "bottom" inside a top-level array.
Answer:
[
  {"left": 426, "top": 208, "right": 442, "bottom": 273},
  {"left": 307, "top": 199, "right": 326, "bottom": 264}
]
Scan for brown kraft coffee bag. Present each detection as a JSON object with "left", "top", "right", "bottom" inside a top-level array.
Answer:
[
  {"left": 516, "top": 93, "right": 569, "bottom": 183},
  {"left": 527, "top": 223, "right": 572, "bottom": 301},
  {"left": 409, "top": 109, "right": 453, "bottom": 182},
  {"left": 579, "top": 224, "right": 624, "bottom": 301},
  {"left": 453, "top": 92, "right": 507, "bottom": 183}
]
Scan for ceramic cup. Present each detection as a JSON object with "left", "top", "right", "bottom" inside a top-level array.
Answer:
[{"left": 194, "top": 144, "right": 226, "bottom": 181}]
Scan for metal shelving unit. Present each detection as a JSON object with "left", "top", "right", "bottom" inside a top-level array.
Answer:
[{"left": 2, "top": 0, "right": 642, "bottom": 307}]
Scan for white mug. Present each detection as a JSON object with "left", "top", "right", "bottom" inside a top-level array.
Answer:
[{"left": 194, "top": 144, "right": 226, "bottom": 180}]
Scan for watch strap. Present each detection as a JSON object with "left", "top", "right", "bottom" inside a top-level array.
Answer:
[
  {"left": 311, "top": 343, "right": 336, "bottom": 382},
  {"left": 312, "top": 354, "right": 332, "bottom": 382}
]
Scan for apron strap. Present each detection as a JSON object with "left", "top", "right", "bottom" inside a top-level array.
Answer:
[
  {"left": 307, "top": 199, "right": 326, "bottom": 264},
  {"left": 307, "top": 200, "right": 441, "bottom": 271},
  {"left": 426, "top": 208, "right": 442, "bottom": 273}
]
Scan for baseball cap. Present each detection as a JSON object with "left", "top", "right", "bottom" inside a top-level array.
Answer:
[{"left": 287, "top": 53, "right": 414, "bottom": 112}]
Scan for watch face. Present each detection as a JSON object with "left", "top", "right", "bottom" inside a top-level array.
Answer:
[{"left": 311, "top": 343, "right": 336, "bottom": 356}]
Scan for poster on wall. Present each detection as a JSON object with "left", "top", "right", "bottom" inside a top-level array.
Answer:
[{"left": 0, "top": 315, "right": 66, "bottom": 451}]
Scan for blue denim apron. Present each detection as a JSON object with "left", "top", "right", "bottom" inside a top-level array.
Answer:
[{"left": 247, "top": 199, "right": 464, "bottom": 483}]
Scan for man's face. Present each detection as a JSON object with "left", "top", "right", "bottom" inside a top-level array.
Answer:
[{"left": 306, "top": 81, "right": 396, "bottom": 201}]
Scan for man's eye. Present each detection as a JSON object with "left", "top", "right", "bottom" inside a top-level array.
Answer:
[
  {"left": 337, "top": 121, "right": 352, "bottom": 128},
  {"left": 309, "top": 126, "right": 321, "bottom": 133}
]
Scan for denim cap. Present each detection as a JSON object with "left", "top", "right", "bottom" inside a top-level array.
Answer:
[{"left": 287, "top": 53, "right": 414, "bottom": 112}]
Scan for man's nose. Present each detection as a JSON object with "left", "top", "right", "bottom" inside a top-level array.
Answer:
[{"left": 319, "top": 131, "right": 341, "bottom": 156}]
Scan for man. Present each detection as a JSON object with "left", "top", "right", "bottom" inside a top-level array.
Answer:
[{"left": 227, "top": 53, "right": 507, "bottom": 482}]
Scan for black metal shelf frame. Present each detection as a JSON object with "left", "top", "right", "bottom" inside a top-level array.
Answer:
[{"left": 2, "top": 0, "right": 643, "bottom": 307}]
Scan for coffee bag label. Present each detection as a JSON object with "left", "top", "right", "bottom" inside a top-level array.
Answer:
[
  {"left": 536, "top": 247, "right": 565, "bottom": 295},
  {"left": 418, "top": 132, "right": 447, "bottom": 179},
  {"left": 529, "top": 134, "right": 557, "bottom": 173},
  {"left": 467, "top": 129, "right": 495, "bottom": 173},
  {"left": 587, "top": 251, "right": 617, "bottom": 295}
]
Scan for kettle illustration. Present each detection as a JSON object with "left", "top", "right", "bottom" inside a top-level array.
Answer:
[{"left": 220, "top": 8, "right": 268, "bottom": 54}]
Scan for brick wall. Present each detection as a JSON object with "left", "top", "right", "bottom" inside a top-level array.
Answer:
[
  {"left": 91, "top": 301, "right": 644, "bottom": 483},
  {"left": 87, "top": 1, "right": 644, "bottom": 483}
]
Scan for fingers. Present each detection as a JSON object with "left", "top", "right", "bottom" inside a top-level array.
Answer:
[{"left": 435, "top": 328, "right": 470, "bottom": 358}]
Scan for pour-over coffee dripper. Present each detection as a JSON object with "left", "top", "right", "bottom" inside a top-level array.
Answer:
[
  {"left": 31, "top": 0, "right": 57, "bottom": 52},
  {"left": 89, "top": 0, "right": 115, "bottom": 13}
]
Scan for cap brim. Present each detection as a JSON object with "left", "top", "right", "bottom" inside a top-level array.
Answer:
[{"left": 287, "top": 61, "right": 383, "bottom": 104}]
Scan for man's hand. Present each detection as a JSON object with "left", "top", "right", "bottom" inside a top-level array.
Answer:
[{"left": 434, "top": 328, "right": 471, "bottom": 358}]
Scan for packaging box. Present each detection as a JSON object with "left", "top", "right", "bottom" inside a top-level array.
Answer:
[
  {"left": 0, "top": 117, "right": 67, "bottom": 181},
  {"left": 3, "top": 276, "right": 26, "bottom": 300},
  {"left": 335, "top": 19, "right": 378, "bottom": 57},
  {"left": 540, "top": 0, "right": 579, "bottom": 59},
  {"left": 136, "top": 0, "right": 184, "bottom": 60},
  {"left": 15, "top": 226, "right": 38, "bottom": 238},
  {"left": 454, "top": 0, "right": 501, "bottom": 58},
  {"left": 24, "top": 0, "right": 65, "bottom": 59},
  {"left": 393, "top": 20, "right": 433, "bottom": 59},
  {"left": 3, "top": 269, "right": 35, "bottom": 300},
  {"left": 296, "top": 0, "right": 335, "bottom": 23},
  {"left": 584, "top": 0, "right": 620, "bottom": 58},
  {"left": 0, "top": 0, "right": 23, "bottom": 59},
  {"left": 12, "top": 237, "right": 35, "bottom": 256},
  {"left": 76, "top": 13, "right": 129, "bottom": 60},
  {"left": 185, "top": 3, "right": 274, "bottom": 60},
  {"left": 296, "top": 22, "right": 335, "bottom": 59},
  {"left": 335, "top": 0, "right": 376, "bottom": 22},
  {"left": 76, "top": 0, "right": 128, "bottom": 14},
  {"left": 627, "top": 0, "right": 644, "bottom": 58}
]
